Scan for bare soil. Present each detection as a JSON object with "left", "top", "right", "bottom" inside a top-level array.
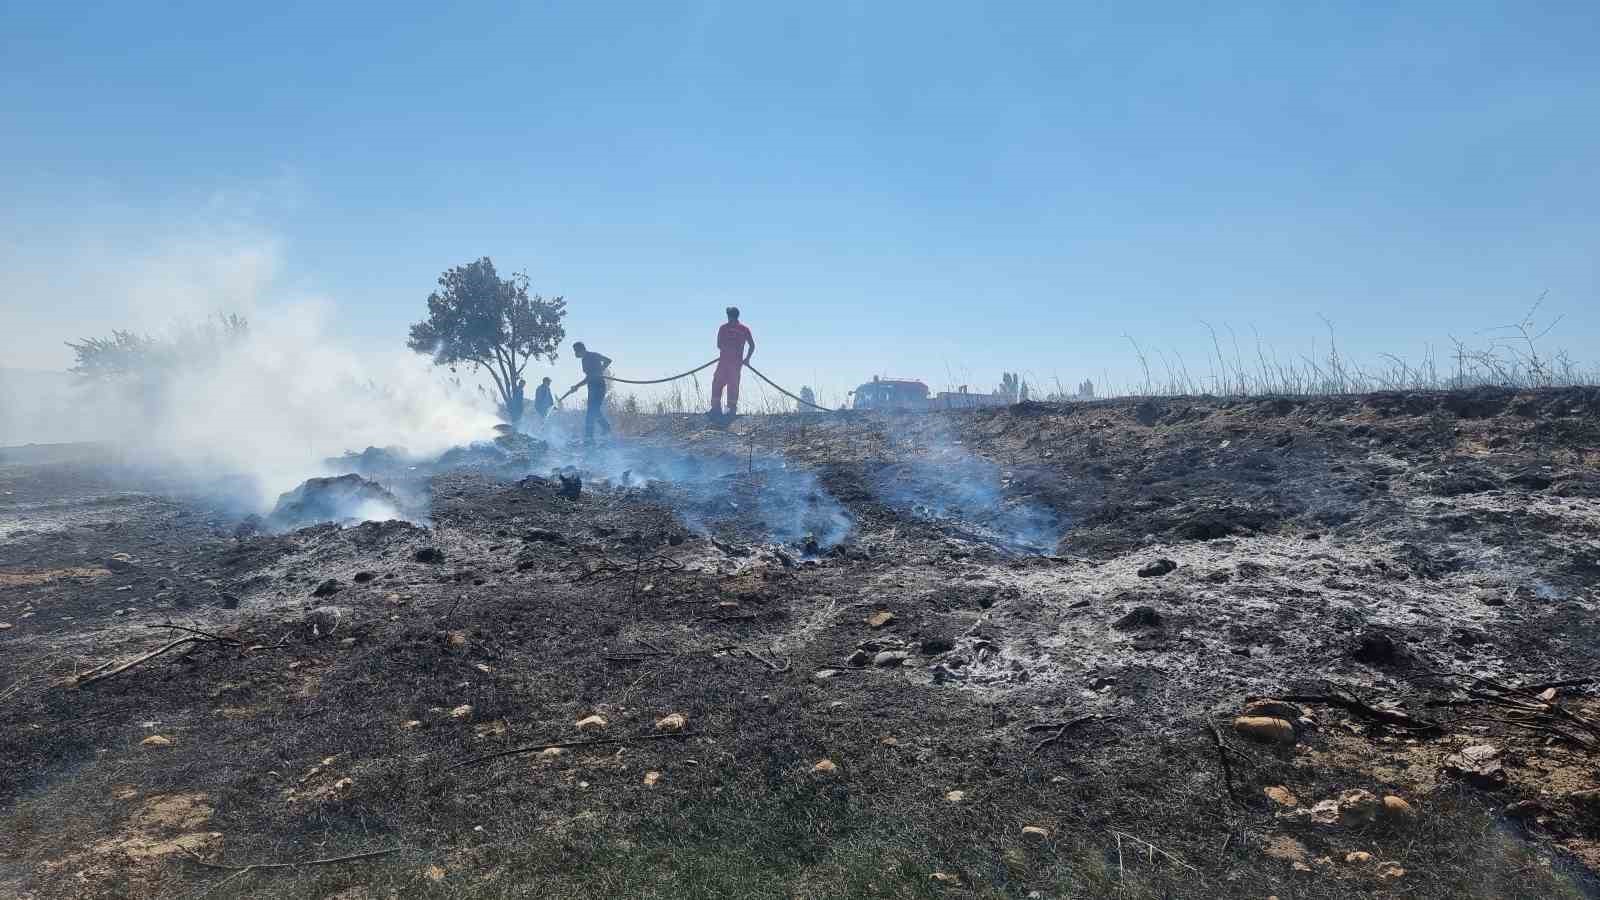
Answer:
[{"left": 4, "top": 387, "right": 1600, "bottom": 899}]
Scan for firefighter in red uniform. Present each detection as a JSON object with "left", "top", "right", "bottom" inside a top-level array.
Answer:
[{"left": 711, "top": 306, "right": 755, "bottom": 419}]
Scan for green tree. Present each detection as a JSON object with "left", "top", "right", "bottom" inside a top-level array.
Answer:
[{"left": 407, "top": 258, "right": 566, "bottom": 426}]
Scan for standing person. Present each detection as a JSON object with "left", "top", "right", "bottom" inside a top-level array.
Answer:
[
  {"left": 711, "top": 306, "right": 755, "bottom": 418},
  {"left": 532, "top": 376, "right": 556, "bottom": 424},
  {"left": 567, "top": 342, "right": 613, "bottom": 446},
  {"left": 508, "top": 377, "right": 527, "bottom": 429}
]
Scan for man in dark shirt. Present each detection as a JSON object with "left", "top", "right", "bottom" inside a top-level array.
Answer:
[
  {"left": 568, "top": 342, "right": 613, "bottom": 445},
  {"left": 533, "top": 376, "right": 556, "bottom": 424},
  {"left": 711, "top": 306, "right": 755, "bottom": 418}
]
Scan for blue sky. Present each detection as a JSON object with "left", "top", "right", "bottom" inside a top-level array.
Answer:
[{"left": 2, "top": 2, "right": 1597, "bottom": 402}]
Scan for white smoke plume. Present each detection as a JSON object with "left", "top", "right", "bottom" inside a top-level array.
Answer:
[{"left": 0, "top": 223, "right": 497, "bottom": 514}]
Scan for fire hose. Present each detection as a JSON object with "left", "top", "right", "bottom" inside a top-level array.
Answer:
[{"left": 557, "top": 358, "right": 836, "bottom": 413}]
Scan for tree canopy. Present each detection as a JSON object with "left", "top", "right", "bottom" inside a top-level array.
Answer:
[{"left": 407, "top": 258, "right": 566, "bottom": 426}]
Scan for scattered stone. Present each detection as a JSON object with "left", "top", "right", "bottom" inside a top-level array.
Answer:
[
  {"left": 539, "top": 747, "right": 564, "bottom": 759},
  {"left": 1112, "top": 606, "right": 1162, "bottom": 630},
  {"left": 1380, "top": 795, "right": 1417, "bottom": 822},
  {"left": 812, "top": 759, "right": 838, "bottom": 775},
  {"left": 872, "top": 650, "right": 910, "bottom": 667},
  {"left": 1234, "top": 716, "right": 1297, "bottom": 745},
  {"left": 643, "top": 771, "right": 662, "bottom": 786},
  {"left": 945, "top": 790, "right": 967, "bottom": 803},
  {"left": 1137, "top": 558, "right": 1177, "bottom": 578},
  {"left": 1538, "top": 687, "right": 1559, "bottom": 702},
  {"left": 846, "top": 650, "right": 871, "bottom": 667},
  {"left": 1345, "top": 851, "right": 1373, "bottom": 865},
  {"left": 1375, "top": 860, "right": 1405, "bottom": 879},
  {"left": 655, "top": 713, "right": 687, "bottom": 732},
  {"left": 140, "top": 735, "right": 173, "bottom": 748},
  {"left": 1352, "top": 630, "right": 1398, "bottom": 664},
  {"left": 921, "top": 636, "right": 955, "bottom": 655},
  {"left": 1503, "top": 799, "right": 1544, "bottom": 820},
  {"left": 353, "top": 571, "right": 376, "bottom": 583},
  {"left": 446, "top": 631, "right": 468, "bottom": 650},
  {"left": 402, "top": 720, "right": 422, "bottom": 729},
  {"left": 1337, "top": 789, "right": 1380, "bottom": 826},
  {"left": 1020, "top": 825, "right": 1052, "bottom": 842},
  {"left": 930, "top": 872, "right": 960, "bottom": 884},
  {"left": 575, "top": 714, "right": 608, "bottom": 730},
  {"left": 557, "top": 473, "right": 582, "bottom": 500},
  {"left": 0, "top": 623, "right": 11, "bottom": 631},
  {"left": 414, "top": 548, "right": 446, "bottom": 564},
  {"left": 425, "top": 864, "right": 447, "bottom": 882},
  {"left": 449, "top": 704, "right": 473, "bottom": 719},
  {"left": 1443, "top": 744, "right": 1507, "bottom": 790},
  {"left": 339, "top": 637, "right": 357, "bottom": 648},
  {"left": 1264, "top": 786, "right": 1299, "bottom": 808},
  {"left": 866, "top": 610, "right": 895, "bottom": 628}
]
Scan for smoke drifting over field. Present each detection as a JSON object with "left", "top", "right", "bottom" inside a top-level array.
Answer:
[{"left": 0, "top": 231, "right": 497, "bottom": 518}]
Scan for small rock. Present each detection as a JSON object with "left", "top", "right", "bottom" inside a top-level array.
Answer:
[
  {"left": 140, "top": 735, "right": 173, "bottom": 748},
  {"left": 945, "top": 790, "right": 966, "bottom": 803},
  {"left": 402, "top": 720, "right": 422, "bottom": 729},
  {"left": 643, "top": 771, "right": 662, "bottom": 786},
  {"left": 449, "top": 704, "right": 473, "bottom": 719},
  {"left": 1020, "top": 825, "right": 1052, "bottom": 842},
  {"left": 921, "top": 636, "right": 955, "bottom": 655},
  {"left": 1137, "top": 558, "right": 1178, "bottom": 578},
  {"left": 539, "top": 747, "right": 564, "bottom": 758},
  {"left": 331, "top": 777, "right": 354, "bottom": 792},
  {"left": 1345, "top": 851, "right": 1373, "bottom": 865},
  {"left": 353, "top": 571, "right": 376, "bottom": 583},
  {"left": 1380, "top": 795, "right": 1417, "bottom": 822},
  {"left": 866, "top": 610, "right": 895, "bottom": 628},
  {"left": 846, "top": 649, "right": 871, "bottom": 667},
  {"left": 872, "top": 650, "right": 910, "bottom": 667},
  {"left": 446, "top": 631, "right": 468, "bottom": 649},
  {"left": 414, "top": 548, "right": 446, "bottom": 564},
  {"left": 424, "top": 864, "right": 446, "bottom": 882},
  {"left": 930, "top": 872, "right": 960, "bottom": 884},
  {"left": 655, "top": 713, "right": 687, "bottom": 732},
  {"left": 1538, "top": 687, "right": 1558, "bottom": 702},
  {"left": 1351, "top": 629, "right": 1397, "bottom": 664},
  {"left": 1443, "top": 744, "right": 1507, "bottom": 790},
  {"left": 0, "top": 623, "right": 11, "bottom": 631},
  {"left": 1112, "top": 606, "right": 1162, "bottom": 630},
  {"left": 311, "top": 578, "right": 343, "bottom": 598},
  {"left": 339, "top": 637, "right": 357, "bottom": 648},
  {"left": 1264, "top": 785, "right": 1299, "bottom": 808},
  {"left": 1503, "top": 799, "right": 1544, "bottom": 819},
  {"left": 1375, "top": 860, "right": 1405, "bottom": 879},
  {"left": 1337, "top": 789, "right": 1380, "bottom": 826},
  {"left": 812, "top": 759, "right": 838, "bottom": 775},
  {"left": 575, "top": 714, "right": 608, "bottom": 730},
  {"left": 1234, "top": 716, "right": 1297, "bottom": 745}
]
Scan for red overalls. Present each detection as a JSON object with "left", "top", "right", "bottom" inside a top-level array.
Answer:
[{"left": 711, "top": 321, "right": 752, "bottom": 414}]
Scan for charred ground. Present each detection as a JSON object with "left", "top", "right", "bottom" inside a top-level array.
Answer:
[{"left": 4, "top": 388, "right": 1600, "bottom": 899}]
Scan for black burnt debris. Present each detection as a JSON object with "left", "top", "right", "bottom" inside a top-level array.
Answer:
[{"left": 7, "top": 387, "right": 1600, "bottom": 899}]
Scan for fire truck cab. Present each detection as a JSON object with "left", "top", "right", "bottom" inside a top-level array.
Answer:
[{"left": 849, "top": 376, "right": 929, "bottom": 411}]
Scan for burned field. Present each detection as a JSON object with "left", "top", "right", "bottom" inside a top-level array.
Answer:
[{"left": 4, "top": 389, "right": 1600, "bottom": 899}]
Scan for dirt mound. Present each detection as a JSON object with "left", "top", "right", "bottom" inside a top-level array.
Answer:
[{"left": 266, "top": 474, "right": 403, "bottom": 531}]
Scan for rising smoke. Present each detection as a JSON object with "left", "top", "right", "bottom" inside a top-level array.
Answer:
[{"left": 0, "top": 225, "right": 498, "bottom": 521}]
